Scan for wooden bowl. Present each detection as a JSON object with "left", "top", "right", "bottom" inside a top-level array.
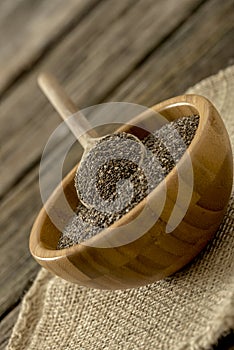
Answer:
[{"left": 29, "top": 94, "right": 233, "bottom": 289}]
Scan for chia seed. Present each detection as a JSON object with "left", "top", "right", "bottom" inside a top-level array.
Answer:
[{"left": 57, "top": 115, "right": 199, "bottom": 249}]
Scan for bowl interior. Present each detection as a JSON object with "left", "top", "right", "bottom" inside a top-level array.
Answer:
[{"left": 37, "top": 101, "right": 200, "bottom": 251}]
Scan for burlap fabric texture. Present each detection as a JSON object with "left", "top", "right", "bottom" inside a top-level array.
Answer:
[{"left": 7, "top": 65, "right": 234, "bottom": 350}]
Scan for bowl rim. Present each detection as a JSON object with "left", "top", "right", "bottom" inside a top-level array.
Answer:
[{"left": 29, "top": 94, "right": 217, "bottom": 260}]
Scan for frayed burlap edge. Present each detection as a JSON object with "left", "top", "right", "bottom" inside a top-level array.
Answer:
[{"left": 7, "top": 269, "right": 52, "bottom": 349}]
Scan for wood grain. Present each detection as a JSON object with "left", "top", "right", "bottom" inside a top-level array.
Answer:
[
  {"left": 109, "top": 0, "right": 234, "bottom": 104},
  {"left": 0, "top": 0, "right": 232, "bottom": 310},
  {"left": 0, "top": 305, "right": 20, "bottom": 350},
  {"left": 0, "top": 0, "right": 99, "bottom": 94},
  {"left": 0, "top": 0, "right": 234, "bottom": 346},
  {"left": 0, "top": 169, "right": 40, "bottom": 318},
  {"left": 0, "top": 0, "right": 203, "bottom": 199}
]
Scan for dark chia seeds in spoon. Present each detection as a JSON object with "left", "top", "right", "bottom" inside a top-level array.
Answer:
[{"left": 57, "top": 115, "right": 199, "bottom": 249}]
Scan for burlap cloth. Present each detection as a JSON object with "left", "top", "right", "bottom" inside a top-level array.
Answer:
[{"left": 7, "top": 66, "right": 234, "bottom": 350}]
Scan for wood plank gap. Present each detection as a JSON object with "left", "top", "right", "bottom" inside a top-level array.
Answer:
[
  {"left": 0, "top": 154, "right": 41, "bottom": 201},
  {"left": 100, "top": 0, "right": 209, "bottom": 103},
  {"left": 0, "top": 0, "right": 199, "bottom": 202},
  {"left": 0, "top": 0, "right": 103, "bottom": 102},
  {"left": 0, "top": 305, "right": 21, "bottom": 350},
  {"left": 0, "top": 299, "right": 21, "bottom": 324},
  {"left": 106, "top": 0, "right": 233, "bottom": 105},
  {"left": 212, "top": 330, "right": 234, "bottom": 350},
  {"left": 0, "top": 0, "right": 232, "bottom": 326}
]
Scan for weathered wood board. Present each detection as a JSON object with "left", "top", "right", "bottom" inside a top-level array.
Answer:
[
  {"left": 0, "top": 0, "right": 233, "bottom": 347},
  {"left": 0, "top": 0, "right": 203, "bottom": 198},
  {"left": 0, "top": 0, "right": 99, "bottom": 94}
]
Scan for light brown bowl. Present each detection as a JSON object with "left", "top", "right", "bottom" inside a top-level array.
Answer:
[{"left": 29, "top": 94, "right": 233, "bottom": 289}]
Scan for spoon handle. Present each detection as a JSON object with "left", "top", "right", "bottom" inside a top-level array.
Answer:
[{"left": 38, "top": 72, "right": 98, "bottom": 149}]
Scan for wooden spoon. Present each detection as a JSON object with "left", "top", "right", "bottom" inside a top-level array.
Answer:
[{"left": 38, "top": 73, "right": 145, "bottom": 209}]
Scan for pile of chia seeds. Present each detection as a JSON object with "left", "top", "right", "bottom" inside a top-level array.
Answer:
[
  {"left": 57, "top": 115, "right": 199, "bottom": 249},
  {"left": 75, "top": 132, "right": 146, "bottom": 212}
]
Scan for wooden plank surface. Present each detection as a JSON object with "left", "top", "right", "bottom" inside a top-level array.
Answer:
[
  {"left": 0, "top": 0, "right": 99, "bottom": 94},
  {"left": 0, "top": 0, "right": 206, "bottom": 319},
  {"left": 0, "top": 168, "right": 41, "bottom": 319},
  {"left": 110, "top": 0, "right": 234, "bottom": 104},
  {"left": 0, "top": 306, "right": 20, "bottom": 350},
  {"left": 0, "top": 0, "right": 203, "bottom": 199},
  {"left": 0, "top": 0, "right": 233, "bottom": 348}
]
